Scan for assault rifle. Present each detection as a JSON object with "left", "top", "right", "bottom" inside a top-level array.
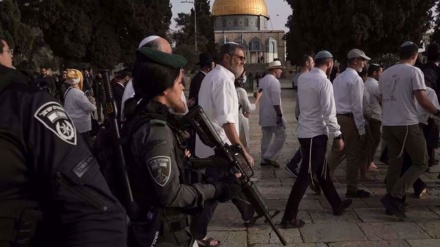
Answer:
[
  {"left": 100, "top": 70, "right": 137, "bottom": 218},
  {"left": 183, "top": 106, "right": 287, "bottom": 246}
]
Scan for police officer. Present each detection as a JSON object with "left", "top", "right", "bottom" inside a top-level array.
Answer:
[
  {"left": 122, "top": 47, "right": 234, "bottom": 247},
  {"left": 0, "top": 36, "right": 127, "bottom": 246}
]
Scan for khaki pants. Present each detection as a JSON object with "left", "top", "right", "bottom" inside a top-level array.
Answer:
[
  {"left": 366, "top": 118, "right": 382, "bottom": 163},
  {"left": 328, "top": 115, "right": 366, "bottom": 192},
  {"left": 383, "top": 125, "right": 428, "bottom": 199},
  {"left": 261, "top": 126, "right": 287, "bottom": 161}
]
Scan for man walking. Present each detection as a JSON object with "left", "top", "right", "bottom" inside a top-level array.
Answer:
[
  {"left": 259, "top": 60, "right": 287, "bottom": 168},
  {"left": 328, "top": 48, "right": 371, "bottom": 198},
  {"left": 281, "top": 50, "right": 351, "bottom": 229},
  {"left": 379, "top": 41, "right": 440, "bottom": 220},
  {"left": 286, "top": 55, "right": 314, "bottom": 177},
  {"left": 363, "top": 64, "right": 383, "bottom": 175}
]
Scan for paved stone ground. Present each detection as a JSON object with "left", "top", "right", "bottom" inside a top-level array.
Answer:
[{"left": 203, "top": 79, "right": 440, "bottom": 247}]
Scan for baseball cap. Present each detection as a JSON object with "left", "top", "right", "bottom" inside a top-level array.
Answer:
[{"left": 347, "top": 49, "right": 371, "bottom": 60}]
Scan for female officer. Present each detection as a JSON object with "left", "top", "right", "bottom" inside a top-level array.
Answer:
[{"left": 123, "top": 47, "right": 232, "bottom": 247}]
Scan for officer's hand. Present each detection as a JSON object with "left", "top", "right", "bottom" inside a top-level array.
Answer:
[
  {"left": 276, "top": 116, "right": 282, "bottom": 125},
  {"left": 212, "top": 182, "right": 240, "bottom": 202}
]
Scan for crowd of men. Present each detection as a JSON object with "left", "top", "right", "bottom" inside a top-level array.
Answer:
[{"left": 2, "top": 29, "right": 440, "bottom": 246}]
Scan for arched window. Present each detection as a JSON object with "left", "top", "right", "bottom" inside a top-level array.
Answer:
[
  {"left": 244, "top": 18, "right": 249, "bottom": 27},
  {"left": 249, "top": 37, "right": 262, "bottom": 51},
  {"left": 233, "top": 18, "right": 238, "bottom": 26}
]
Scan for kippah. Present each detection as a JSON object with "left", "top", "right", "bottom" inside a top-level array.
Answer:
[
  {"left": 401, "top": 41, "right": 415, "bottom": 47},
  {"left": 138, "top": 35, "right": 160, "bottom": 48},
  {"left": 315, "top": 50, "right": 333, "bottom": 60}
]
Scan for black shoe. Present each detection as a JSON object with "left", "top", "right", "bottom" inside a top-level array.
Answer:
[
  {"left": 285, "top": 165, "right": 299, "bottom": 178},
  {"left": 333, "top": 199, "right": 353, "bottom": 216},
  {"left": 260, "top": 162, "right": 270, "bottom": 167},
  {"left": 346, "top": 189, "right": 371, "bottom": 198},
  {"left": 264, "top": 158, "right": 280, "bottom": 168},
  {"left": 309, "top": 179, "right": 321, "bottom": 195},
  {"left": 280, "top": 219, "right": 305, "bottom": 229},
  {"left": 381, "top": 194, "right": 406, "bottom": 221}
]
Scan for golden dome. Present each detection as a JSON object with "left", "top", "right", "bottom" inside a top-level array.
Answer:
[{"left": 212, "top": 0, "right": 268, "bottom": 18}]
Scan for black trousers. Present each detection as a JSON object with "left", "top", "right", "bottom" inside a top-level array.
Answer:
[
  {"left": 283, "top": 135, "right": 342, "bottom": 220},
  {"left": 402, "top": 151, "right": 427, "bottom": 195},
  {"left": 190, "top": 166, "right": 254, "bottom": 239}
]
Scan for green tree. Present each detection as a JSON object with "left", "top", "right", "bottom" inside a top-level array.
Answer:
[
  {"left": 430, "top": 1, "right": 440, "bottom": 43},
  {"left": 173, "top": 0, "right": 215, "bottom": 52},
  {"left": 16, "top": 0, "right": 172, "bottom": 68},
  {"left": 285, "top": 0, "right": 436, "bottom": 65}
]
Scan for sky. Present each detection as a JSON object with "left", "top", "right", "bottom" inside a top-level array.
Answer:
[{"left": 170, "top": 0, "right": 291, "bottom": 31}]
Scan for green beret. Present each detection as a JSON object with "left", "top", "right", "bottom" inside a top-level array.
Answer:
[{"left": 137, "top": 47, "right": 187, "bottom": 69}]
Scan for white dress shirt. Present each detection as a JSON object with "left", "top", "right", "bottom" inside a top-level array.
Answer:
[
  {"left": 417, "top": 87, "right": 440, "bottom": 124},
  {"left": 333, "top": 68, "right": 365, "bottom": 135},
  {"left": 363, "top": 77, "right": 382, "bottom": 121},
  {"left": 195, "top": 65, "right": 239, "bottom": 158},
  {"left": 297, "top": 68, "right": 341, "bottom": 138},
  {"left": 120, "top": 79, "right": 135, "bottom": 121},
  {"left": 259, "top": 74, "right": 283, "bottom": 127}
]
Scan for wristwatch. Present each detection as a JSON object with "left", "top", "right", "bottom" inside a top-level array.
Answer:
[
  {"left": 334, "top": 135, "right": 342, "bottom": 140},
  {"left": 277, "top": 114, "right": 283, "bottom": 117}
]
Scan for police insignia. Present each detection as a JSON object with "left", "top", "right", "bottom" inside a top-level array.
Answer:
[
  {"left": 34, "top": 102, "right": 77, "bottom": 145},
  {"left": 147, "top": 156, "right": 171, "bottom": 187}
]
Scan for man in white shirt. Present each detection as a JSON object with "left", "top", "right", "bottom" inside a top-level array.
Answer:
[
  {"left": 286, "top": 55, "right": 315, "bottom": 177},
  {"left": 258, "top": 60, "right": 287, "bottom": 168},
  {"left": 328, "top": 48, "right": 371, "bottom": 198},
  {"left": 194, "top": 43, "right": 256, "bottom": 244},
  {"left": 196, "top": 43, "right": 253, "bottom": 164},
  {"left": 120, "top": 35, "right": 173, "bottom": 121},
  {"left": 363, "top": 64, "right": 383, "bottom": 176},
  {"left": 281, "top": 50, "right": 351, "bottom": 229},
  {"left": 379, "top": 41, "right": 440, "bottom": 220}
]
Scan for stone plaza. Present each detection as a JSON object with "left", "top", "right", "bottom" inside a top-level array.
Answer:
[{"left": 195, "top": 79, "right": 440, "bottom": 247}]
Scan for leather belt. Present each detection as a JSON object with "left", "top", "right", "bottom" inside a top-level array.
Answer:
[{"left": 337, "top": 113, "right": 354, "bottom": 118}]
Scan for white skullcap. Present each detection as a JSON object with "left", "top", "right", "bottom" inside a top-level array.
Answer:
[
  {"left": 138, "top": 35, "right": 160, "bottom": 48},
  {"left": 67, "top": 78, "right": 80, "bottom": 85}
]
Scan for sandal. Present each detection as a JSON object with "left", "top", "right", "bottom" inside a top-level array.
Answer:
[{"left": 196, "top": 237, "right": 221, "bottom": 247}]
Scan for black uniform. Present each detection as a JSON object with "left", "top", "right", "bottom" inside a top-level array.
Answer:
[
  {"left": 0, "top": 65, "right": 127, "bottom": 247},
  {"left": 123, "top": 101, "right": 216, "bottom": 247}
]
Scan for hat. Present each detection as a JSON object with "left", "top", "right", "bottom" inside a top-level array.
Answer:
[
  {"left": 401, "top": 41, "right": 415, "bottom": 47},
  {"left": 137, "top": 47, "right": 187, "bottom": 69},
  {"left": 315, "top": 50, "right": 333, "bottom": 60},
  {"left": 422, "top": 43, "right": 440, "bottom": 57},
  {"left": 66, "top": 69, "right": 83, "bottom": 85},
  {"left": 196, "top": 53, "right": 214, "bottom": 66},
  {"left": 138, "top": 35, "right": 160, "bottom": 48},
  {"left": 347, "top": 49, "right": 371, "bottom": 60},
  {"left": 267, "top": 60, "right": 285, "bottom": 70}
]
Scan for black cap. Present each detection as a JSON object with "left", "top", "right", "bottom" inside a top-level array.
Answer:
[
  {"left": 196, "top": 52, "right": 214, "bottom": 67},
  {"left": 422, "top": 43, "right": 440, "bottom": 57}
]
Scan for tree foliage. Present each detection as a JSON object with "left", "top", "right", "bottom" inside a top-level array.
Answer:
[
  {"left": 285, "top": 0, "right": 436, "bottom": 65},
  {"left": 431, "top": 1, "right": 440, "bottom": 44},
  {"left": 173, "top": 0, "right": 215, "bottom": 53},
  {"left": 12, "top": 0, "right": 172, "bottom": 69}
]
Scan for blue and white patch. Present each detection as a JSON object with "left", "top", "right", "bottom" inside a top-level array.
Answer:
[
  {"left": 147, "top": 156, "right": 171, "bottom": 187},
  {"left": 34, "top": 102, "right": 77, "bottom": 145}
]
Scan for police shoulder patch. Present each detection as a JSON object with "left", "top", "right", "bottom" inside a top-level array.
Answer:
[
  {"left": 146, "top": 156, "right": 171, "bottom": 187},
  {"left": 34, "top": 102, "right": 77, "bottom": 145}
]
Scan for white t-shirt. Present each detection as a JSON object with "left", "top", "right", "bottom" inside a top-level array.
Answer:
[
  {"left": 298, "top": 68, "right": 341, "bottom": 138},
  {"left": 195, "top": 65, "right": 239, "bottom": 158},
  {"left": 259, "top": 74, "right": 282, "bottom": 127},
  {"left": 417, "top": 87, "right": 440, "bottom": 124},
  {"left": 363, "top": 77, "right": 382, "bottom": 121},
  {"left": 379, "top": 63, "right": 426, "bottom": 126}
]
